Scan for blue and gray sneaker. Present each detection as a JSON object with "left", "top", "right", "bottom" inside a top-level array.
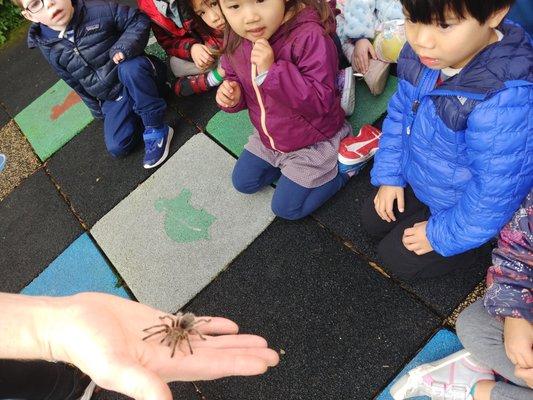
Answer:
[
  {"left": 143, "top": 125, "right": 174, "bottom": 169},
  {"left": 0, "top": 153, "right": 6, "bottom": 172}
]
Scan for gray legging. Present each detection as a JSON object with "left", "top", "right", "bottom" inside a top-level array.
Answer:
[{"left": 456, "top": 299, "right": 532, "bottom": 400}]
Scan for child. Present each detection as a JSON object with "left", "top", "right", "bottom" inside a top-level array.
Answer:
[
  {"left": 21, "top": 0, "right": 173, "bottom": 169},
  {"left": 361, "top": 0, "right": 532, "bottom": 280},
  {"left": 336, "top": 0, "right": 405, "bottom": 95},
  {"left": 138, "top": 0, "right": 225, "bottom": 96},
  {"left": 390, "top": 190, "right": 533, "bottom": 400},
  {"left": 215, "top": 0, "right": 376, "bottom": 220}
]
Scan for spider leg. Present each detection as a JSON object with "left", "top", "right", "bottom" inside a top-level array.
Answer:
[
  {"left": 171, "top": 338, "right": 178, "bottom": 358},
  {"left": 142, "top": 329, "right": 168, "bottom": 341},
  {"left": 190, "top": 328, "right": 207, "bottom": 341},
  {"left": 160, "top": 315, "right": 176, "bottom": 325},
  {"left": 186, "top": 335, "right": 194, "bottom": 355},
  {"left": 193, "top": 318, "right": 211, "bottom": 325},
  {"left": 143, "top": 324, "right": 169, "bottom": 332}
]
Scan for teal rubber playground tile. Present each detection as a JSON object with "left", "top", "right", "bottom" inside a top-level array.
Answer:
[
  {"left": 21, "top": 233, "right": 130, "bottom": 298},
  {"left": 204, "top": 76, "right": 398, "bottom": 158},
  {"left": 91, "top": 133, "right": 275, "bottom": 312},
  {"left": 376, "top": 329, "right": 463, "bottom": 400},
  {"left": 15, "top": 80, "right": 93, "bottom": 161}
]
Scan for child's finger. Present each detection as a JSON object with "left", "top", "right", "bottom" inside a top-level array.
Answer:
[
  {"left": 397, "top": 191, "right": 405, "bottom": 213},
  {"left": 385, "top": 200, "right": 396, "bottom": 222},
  {"left": 369, "top": 45, "right": 377, "bottom": 60}
]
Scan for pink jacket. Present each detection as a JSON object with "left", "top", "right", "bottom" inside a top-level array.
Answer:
[{"left": 220, "top": 7, "right": 345, "bottom": 153}]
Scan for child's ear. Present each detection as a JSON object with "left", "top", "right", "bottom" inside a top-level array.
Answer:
[{"left": 486, "top": 5, "right": 510, "bottom": 29}]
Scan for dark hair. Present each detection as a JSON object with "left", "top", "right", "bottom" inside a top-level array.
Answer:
[
  {"left": 10, "top": 0, "right": 23, "bottom": 9},
  {"left": 219, "top": 0, "right": 333, "bottom": 54},
  {"left": 185, "top": 0, "right": 217, "bottom": 37},
  {"left": 400, "top": 0, "right": 515, "bottom": 24}
]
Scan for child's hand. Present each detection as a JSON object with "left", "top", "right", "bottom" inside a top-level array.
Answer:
[
  {"left": 515, "top": 365, "right": 533, "bottom": 388},
  {"left": 402, "top": 221, "right": 433, "bottom": 255},
  {"left": 352, "top": 38, "right": 377, "bottom": 74},
  {"left": 191, "top": 44, "right": 214, "bottom": 70},
  {"left": 216, "top": 80, "right": 241, "bottom": 108},
  {"left": 504, "top": 317, "right": 533, "bottom": 368},
  {"left": 374, "top": 185, "right": 405, "bottom": 222},
  {"left": 113, "top": 52, "right": 125, "bottom": 64},
  {"left": 251, "top": 39, "right": 274, "bottom": 74}
]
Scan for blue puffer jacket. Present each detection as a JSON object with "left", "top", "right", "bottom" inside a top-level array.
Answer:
[
  {"left": 28, "top": 0, "right": 150, "bottom": 118},
  {"left": 371, "top": 22, "right": 533, "bottom": 257}
]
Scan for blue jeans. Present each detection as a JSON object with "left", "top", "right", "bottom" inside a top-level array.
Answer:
[
  {"left": 101, "top": 56, "right": 167, "bottom": 157},
  {"left": 232, "top": 150, "right": 348, "bottom": 220}
]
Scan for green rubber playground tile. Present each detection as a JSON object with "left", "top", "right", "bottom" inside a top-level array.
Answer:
[
  {"left": 205, "top": 76, "right": 398, "bottom": 157},
  {"left": 145, "top": 41, "right": 167, "bottom": 60},
  {"left": 15, "top": 80, "right": 93, "bottom": 161},
  {"left": 91, "top": 133, "right": 275, "bottom": 312}
]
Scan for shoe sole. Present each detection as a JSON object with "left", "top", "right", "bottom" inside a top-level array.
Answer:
[
  {"left": 389, "top": 350, "right": 471, "bottom": 400},
  {"left": 341, "top": 68, "right": 355, "bottom": 117},
  {"left": 144, "top": 127, "right": 174, "bottom": 169},
  {"left": 78, "top": 381, "right": 97, "bottom": 400}
]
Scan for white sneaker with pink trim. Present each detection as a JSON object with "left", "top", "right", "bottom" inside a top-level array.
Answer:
[{"left": 390, "top": 350, "right": 494, "bottom": 400}]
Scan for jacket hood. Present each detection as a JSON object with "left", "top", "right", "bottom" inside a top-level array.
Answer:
[{"left": 268, "top": 7, "right": 327, "bottom": 45}]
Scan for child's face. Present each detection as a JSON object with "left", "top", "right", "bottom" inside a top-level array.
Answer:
[
  {"left": 192, "top": 0, "right": 225, "bottom": 31},
  {"left": 21, "top": 0, "right": 74, "bottom": 30},
  {"left": 404, "top": 7, "right": 508, "bottom": 69},
  {"left": 219, "top": 0, "right": 286, "bottom": 42}
]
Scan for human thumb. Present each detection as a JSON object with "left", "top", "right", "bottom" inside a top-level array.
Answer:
[{"left": 102, "top": 359, "right": 172, "bottom": 400}]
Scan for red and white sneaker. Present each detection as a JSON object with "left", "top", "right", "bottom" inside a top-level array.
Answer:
[
  {"left": 338, "top": 124, "right": 381, "bottom": 175},
  {"left": 390, "top": 350, "right": 494, "bottom": 400}
]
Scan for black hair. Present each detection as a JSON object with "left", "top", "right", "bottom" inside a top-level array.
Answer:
[{"left": 400, "top": 0, "right": 515, "bottom": 24}]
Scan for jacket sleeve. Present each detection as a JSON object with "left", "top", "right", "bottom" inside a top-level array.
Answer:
[
  {"left": 260, "top": 29, "right": 338, "bottom": 118},
  {"left": 483, "top": 191, "right": 533, "bottom": 322},
  {"left": 426, "top": 85, "right": 533, "bottom": 256},
  {"left": 370, "top": 79, "right": 409, "bottom": 187},
  {"left": 109, "top": 3, "right": 151, "bottom": 60},
  {"left": 151, "top": 23, "right": 198, "bottom": 60},
  {"left": 218, "top": 54, "right": 247, "bottom": 113}
]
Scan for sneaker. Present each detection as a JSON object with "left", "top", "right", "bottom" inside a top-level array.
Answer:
[
  {"left": 338, "top": 66, "right": 355, "bottom": 116},
  {"left": 390, "top": 350, "right": 495, "bottom": 400},
  {"left": 143, "top": 125, "right": 174, "bottom": 169},
  {"left": 174, "top": 73, "right": 211, "bottom": 97},
  {"left": 364, "top": 59, "right": 390, "bottom": 96},
  {"left": 0, "top": 153, "right": 5, "bottom": 172},
  {"left": 338, "top": 124, "right": 381, "bottom": 175},
  {"left": 77, "top": 380, "right": 97, "bottom": 400}
]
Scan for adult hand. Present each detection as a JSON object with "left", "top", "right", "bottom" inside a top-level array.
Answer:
[
  {"left": 374, "top": 185, "right": 405, "bottom": 222},
  {"left": 351, "top": 38, "right": 376, "bottom": 74},
  {"left": 191, "top": 44, "right": 215, "bottom": 70},
  {"left": 113, "top": 52, "right": 125, "bottom": 64},
  {"left": 504, "top": 317, "right": 533, "bottom": 368},
  {"left": 45, "top": 292, "right": 279, "bottom": 400},
  {"left": 402, "top": 221, "right": 433, "bottom": 255},
  {"left": 216, "top": 80, "right": 242, "bottom": 108},
  {"left": 251, "top": 39, "right": 274, "bottom": 74}
]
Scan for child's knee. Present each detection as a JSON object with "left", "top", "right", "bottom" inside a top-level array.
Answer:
[
  {"left": 117, "top": 57, "right": 149, "bottom": 80},
  {"left": 231, "top": 169, "right": 260, "bottom": 194},
  {"left": 271, "top": 198, "right": 305, "bottom": 220},
  {"left": 456, "top": 300, "right": 487, "bottom": 348}
]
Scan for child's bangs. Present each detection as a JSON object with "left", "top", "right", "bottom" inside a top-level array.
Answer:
[{"left": 401, "top": 0, "right": 466, "bottom": 24}]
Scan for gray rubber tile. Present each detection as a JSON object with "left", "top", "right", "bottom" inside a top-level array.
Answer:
[
  {"left": 0, "top": 169, "right": 83, "bottom": 292},
  {"left": 91, "top": 133, "right": 275, "bottom": 312},
  {"left": 93, "top": 382, "right": 199, "bottom": 400},
  {"left": 174, "top": 91, "right": 219, "bottom": 131},
  {"left": 0, "top": 33, "right": 58, "bottom": 116},
  {"left": 312, "top": 165, "right": 490, "bottom": 317},
  {"left": 186, "top": 218, "right": 441, "bottom": 400},
  {"left": 46, "top": 114, "right": 196, "bottom": 228}
]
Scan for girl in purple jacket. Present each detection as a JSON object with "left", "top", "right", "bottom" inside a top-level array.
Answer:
[{"left": 215, "top": 0, "right": 376, "bottom": 220}]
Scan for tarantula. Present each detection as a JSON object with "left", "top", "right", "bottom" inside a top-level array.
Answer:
[{"left": 142, "top": 312, "right": 211, "bottom": 357}]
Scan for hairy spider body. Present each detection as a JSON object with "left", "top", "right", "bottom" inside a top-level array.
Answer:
[{"left": 142, "top": 312, "right": 211, "bottom": 357}]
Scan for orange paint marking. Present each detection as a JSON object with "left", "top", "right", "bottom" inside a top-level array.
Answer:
[{"left": 50, "top": 90, "right": 82, "bottom": 120}]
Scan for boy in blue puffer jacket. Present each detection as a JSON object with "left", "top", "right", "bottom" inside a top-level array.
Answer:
[
  {"left": 18, "top": 0, "right": 173, "bottom": 169},
  {"left": 361, "top": 0, "right": 532, "bottom": 281}
]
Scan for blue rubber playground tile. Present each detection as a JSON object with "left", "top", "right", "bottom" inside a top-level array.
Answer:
[
  {"left": 46, "top": 114, "right": 197, "bottom": 228},
  {"left": 21, "top": 233, "right": 130, "bottom": 298},
  {"left": 312, "top": 165, "right": 490, "bottom": 317},
  {"left": 0, "top": 33, "right": 59, "bottom": 116},
  {"left": 186, "top": 218, "right": 441, "bottom": 400},
  {"left": 376, "top": 329, "right": 463, "bottom": 400},
  {"left": 0, "top": 169, "right": 83, "bottom": 293}
]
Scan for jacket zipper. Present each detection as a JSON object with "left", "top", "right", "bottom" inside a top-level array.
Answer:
[{"left": 251, "top": 63, "right": 280, "bottom": 152}]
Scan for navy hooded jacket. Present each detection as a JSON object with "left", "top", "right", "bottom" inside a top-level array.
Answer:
[
  {"left": 371, "top": 22, "right": 533, "bottom": 257},
  {"left": 28, "top": 0, "right": 150, "bottom": 118}
]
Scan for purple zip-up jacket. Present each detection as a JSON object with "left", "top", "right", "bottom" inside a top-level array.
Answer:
[{"left": 219, "top": 7, "right": 345, "bottom": 153}]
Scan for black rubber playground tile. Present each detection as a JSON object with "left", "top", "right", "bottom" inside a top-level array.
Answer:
[
  {"left": 0, "top": 34, "right": 59, "bottom": 116},
  {"left": 312, "top": 165, "right": 491, "bottom": 317},
  {"left": 0, "top": 107, "right": 9, "bottom": 129},
  {"left": 93, "top": 382, "right": 199, "bottom": 400},
  {"left": 0, "top": 169, "right": 83, "bottom": 293},
  {"left": 46, "top": 115, "right": 198, "bottom": 228},
  {"left": 174, "top": 90, "right": 219, "bottom": 131},
  {"left": 186, "top": 218, "right": 441, "bottom": 400}
]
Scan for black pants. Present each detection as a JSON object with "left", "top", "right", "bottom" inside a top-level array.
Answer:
[
  {"left": 361, "top": 186, "right": 481, "bottom": 280},
  {"left": 0, "top": 360, "right": 90, "bottom": 400}
]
